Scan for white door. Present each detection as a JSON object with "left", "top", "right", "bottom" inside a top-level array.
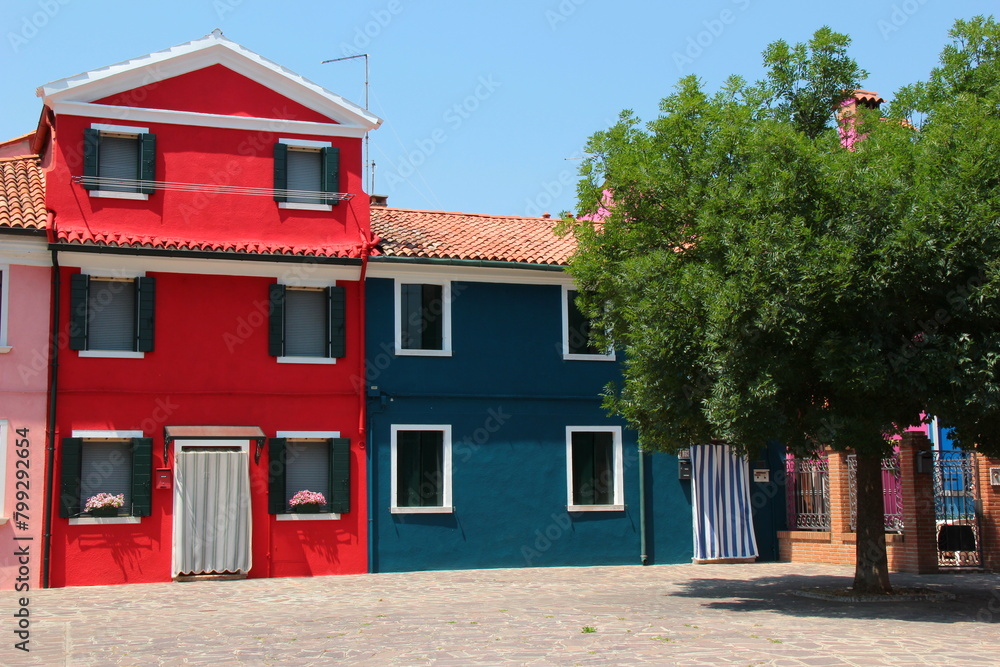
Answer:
[{"left": 172, "top": 440, "right": 252, "bottom": 577}]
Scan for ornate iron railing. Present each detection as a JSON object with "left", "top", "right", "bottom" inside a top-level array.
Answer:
[
  {"left": 785, "top": 455, "right": 830, "bottom": 531},
  {"left": 847, "top": 454, "right": 903, "bottom": 532}
]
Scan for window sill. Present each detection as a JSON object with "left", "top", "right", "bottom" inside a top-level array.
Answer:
[
  {"left": 277, "top": 356, "right": 336, "bottom": 365},
  {"left": 390, "top": 506, "right": 453, "bottom": 514},
  {"left": 279, "top": 202, "right": 333, "bottom": 211},
  {"left": 0, "top": 517, "right": 7, "bottom": 525},
  {"left": 69, "top": 516, "right": 142, "bottom": 525},
  {"left": 276, "top": 512, "right": 341, "bottom": 521},
  {"left": 563, "top": 353, "right": 616, "bottom": 362},
  {"left": 78, "top": 350, "right": 145, "bottom": 359},
  {"left": 568, "top": 504, "right": 625, "bottom": 513},
  {"left": 0, "top": 346, "right": 11, "bottom": 354},
  {"left": 395, "top": 348, "right": 452, "bottom": 357},
  {"left": 89, "top": 190, "right": 150, "bottom": 201}
]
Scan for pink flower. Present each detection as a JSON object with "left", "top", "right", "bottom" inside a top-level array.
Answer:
[{"left": 289, "top": 490, "right": 327, "bottom": 507}]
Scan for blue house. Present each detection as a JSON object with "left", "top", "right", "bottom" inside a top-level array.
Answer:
[{"left": 364, "top": 203, "right": 696, "bottom": 572}]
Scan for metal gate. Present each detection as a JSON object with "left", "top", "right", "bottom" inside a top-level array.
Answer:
[{"left": 933, "top": 451, "right": 981, "bottom": 568}]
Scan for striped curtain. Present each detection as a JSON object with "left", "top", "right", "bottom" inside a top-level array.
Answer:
[
  {"left": 174, "top": 450, "right": 252, "bottom": 577},
  {"left": 691, "top": 444, "right": 758, "bottom": 561}
]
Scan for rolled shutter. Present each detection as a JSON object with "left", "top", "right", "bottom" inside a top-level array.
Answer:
[
  {"left": 268, "top": 284, "right": 285, "bottom": 357},
  {"left": 139, "top": 133, "right": 156, "bottom": 194},
  {"left": 131, "top": 438, "right": 153, "bottom": 517},
  {"left": 83, "top": 129, "right": 100, "bottom": 190},
  {"left": 60, "top": 438, "right": 83, "bottom": 518},
  {"left": 268, "top": 438, "right": 287, "bottom": 514},
  {"left": 136, "top": 276, "right": 156, "bottom": 352},
  {"left": 327, "top": 285, "right": 346, "bottom": 358},
  {"left": 273, "top": 143, "right": 288, "bottom": 202},
  {"left": 69, "top": 273, "right": 89, "bottom": 350},
  {"left": 321, "top": 146, "right": 340, "bottom": 205},
  {"left": 329, "top": 438, "right": 351, "bottom": 513}
]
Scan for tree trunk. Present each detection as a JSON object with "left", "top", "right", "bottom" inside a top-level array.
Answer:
[{"left": 852, "top": 452, "right": 893, "bottom": 593}]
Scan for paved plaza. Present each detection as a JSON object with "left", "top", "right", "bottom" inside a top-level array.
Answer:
[{"left": 1, "top": 562, "right": 997, "bottom": 665}]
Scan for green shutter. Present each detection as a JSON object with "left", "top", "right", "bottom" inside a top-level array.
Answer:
[
  {"left": 139, "top": 133, "right": 156, "bottom": 194},
  {"left": 131, "top": 438, "right": 153, "bottom": 517},
  {"left": 268, "top": 438, "right": 287, "bottom": 514},
  {"left": 321, "top": 146, "right": 340, "bottom": 206},
  {"left": 327, "top": 285, "right": 346, "bottom": 358},
  {"left": 136, "top": 276, "right": 155, "bottom": 352},
  {"left": 69, "top": 273, "right": 89, "bottom": 350},
  {"left": 60, "top": 437, "right": 83, "bottom": 518},
  {"left": 273, "top": 143, "right": 288, "bottom": 202},
  {"left": 268, "top": 284, "right": 285, "bottom": 357},
  {"left": 83, "top": 128, "right": 100, "bottom": 190},
  {"left": 329, "top": 438, "right": 351, "bottom": 513}
]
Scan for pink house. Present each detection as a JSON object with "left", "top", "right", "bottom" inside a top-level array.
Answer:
[{"left": 0, "top": 146, "right": 50, "bottom": 590}]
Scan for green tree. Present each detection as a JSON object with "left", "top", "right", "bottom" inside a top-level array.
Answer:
[{"left": 566, "top": 20, "right": 1000, "bottom": 593}]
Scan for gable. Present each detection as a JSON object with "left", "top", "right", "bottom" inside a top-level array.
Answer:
[{"left": 92, "top": 65, "right": 338, "bottom": 124}]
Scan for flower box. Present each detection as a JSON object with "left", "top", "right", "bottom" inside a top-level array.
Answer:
[
  {"left": 293, "top": 504, "right": 323, "bottom": 514},
  {"left": 89, "top": 506, "right": 119, "bottom": 517}
]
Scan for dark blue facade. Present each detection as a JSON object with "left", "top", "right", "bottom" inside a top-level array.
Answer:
[{"left": 365, "top": 271, "right": 694, "bottom": 572}]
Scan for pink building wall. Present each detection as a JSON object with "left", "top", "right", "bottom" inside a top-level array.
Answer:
[{"left": 0, "top": 262, "right": 51, "bottom": 590}]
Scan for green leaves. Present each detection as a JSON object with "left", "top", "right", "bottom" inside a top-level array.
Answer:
[{"left": 569, "top": 22, "right": 1000, "bottom": 458}]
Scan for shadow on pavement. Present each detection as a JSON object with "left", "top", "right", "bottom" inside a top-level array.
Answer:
[{"left": 666, "top": 570, "right": 1000, "bottom": 624}]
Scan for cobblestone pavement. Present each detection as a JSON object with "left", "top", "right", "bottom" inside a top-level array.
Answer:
[{"left": 2, "top": 562, "right": 998, "bottom": 666}]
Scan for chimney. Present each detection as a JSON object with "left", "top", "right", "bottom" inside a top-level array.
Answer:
[{"left": 370, "top": 194, "right": 388, "bottom": 207}]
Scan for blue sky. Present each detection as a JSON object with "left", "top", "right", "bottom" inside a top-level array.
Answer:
[{"left": 0, "top": 0, "right": 988, "bottom": 217}]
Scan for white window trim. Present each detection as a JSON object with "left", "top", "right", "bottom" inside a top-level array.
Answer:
[
  {"left": 562, "top": 285, "right": 615, "bottom": 361},
  {"left": 277, "top": 356, "right": 336, "bottom": 365},
  {"left": 76, "top": 272, "right": 146, "bottom": 358},
  {"left": 278, "top": 138, "right": 334, "bottom": 211},
  {"left": 0, "top": 263, "right": 10, "bottom": 352},
  {"left": 71, "top": 430, "right": 144, "bottom": 522},
  {"left": 390, "top": 424, "right": 453, "bottom": 514},
  {"left": 393, "top": 279, "right": 453, "bottom": 357},
  {"left": 0, "top": 420, "right": 8, "bottom": 522},
  {"left": 565, "top": 425, "right": 625, "bottom": 512},
  {"left": 88, "top": 124, "right": 151, "bottom": 201},
  {"left": 276, "top": 430, "right": 342, "bottom": 519}
]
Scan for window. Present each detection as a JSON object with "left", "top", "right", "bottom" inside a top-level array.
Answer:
[
  {"left": 268, "top": 284, "right": 345, "bottom": 363},
  {"left": 82, "top": 124, "right": 156, "bottom": 199},
  {"left": 394, "top": 280, "right": 452, "bottom": 356},
  {"left": 566, "top": 426, "right": 624, "bottom": 511},
  {"left": 273, "top": 139, "right": 340, "bottom": 210},
  {"left": 59, "top": 432, "right": 152, "bottom": 520},
  {"left": 391, "top": 425, "right": 452, "bottom": 513},
  {"left": 268, "top": 433, "right": 350, "bottom": 516},
  {"left": 69, "top": 274, "right": 155, "bottom": 357},
  {"left": 562, "top": 286, "right": 614, "bottom": 361},
  {"left": 0, "top": 264, "right": 9, "bottom": 352}
]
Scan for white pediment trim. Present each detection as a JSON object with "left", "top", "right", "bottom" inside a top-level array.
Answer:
[{"left": 36, "top": 30, "right": 381, "bottom": 132}]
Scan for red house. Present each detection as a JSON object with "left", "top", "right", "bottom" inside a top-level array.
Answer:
[{"left": 36, "top": 31, "right": 381, "bottom": 586}]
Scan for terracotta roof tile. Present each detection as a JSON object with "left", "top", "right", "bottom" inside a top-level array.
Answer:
[
  {"left": 370, "top": 206, "right": 575, "bottom": 266},
  {"left": 52, "top": 228, "right": 362, "bottom": 258},
  {"left": 0, "top": 156, "right": 47, "bottom": 230}
]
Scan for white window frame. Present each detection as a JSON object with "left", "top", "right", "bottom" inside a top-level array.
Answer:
[
  {"left": 77, "top": 269, "right": 145, "bottom": 359},
  {"left": 0, "top": 420, "right": 8, "bottom": 523},
  {"left": 394, "top": 279, "right": 453, "bottom": 357},
  {"left": 562, "top": 285, "right": 615, "bottom": 361},
  {"left": 88, "top": 123, "right": 150, "bottom": 201},
  {"left": 69, "top": 429, "right": 143, "bottom": 525},
  {"left": 276, "top": 283, "right": 337, "bottom": 365},
  {"left": 278, "top": 138, "right": 333, "bottom": 211},
  {"left": 275, "top": 430, "right": 342, "bottom": 521},
  {"left": 565, "top": 425, "right": 624, "bottom": 512},
  {"left": 390, "top": 424, "right": 453, "bottom": 514},
  {"left": 0, "top": 264, "right": 10, "bottom": 353}
]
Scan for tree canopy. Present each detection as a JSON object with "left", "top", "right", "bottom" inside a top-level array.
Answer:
[{"left": 565, "top": 18, "right": 1000, "bottom": 592}]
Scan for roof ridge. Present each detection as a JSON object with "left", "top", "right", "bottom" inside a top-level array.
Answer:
[{"left": 377, "top": 206, "right": 558, "bottom": 222}]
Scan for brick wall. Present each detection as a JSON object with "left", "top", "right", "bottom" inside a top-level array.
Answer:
[{"left": 978, "top": 453, "right": 1000, "bottom": 571}]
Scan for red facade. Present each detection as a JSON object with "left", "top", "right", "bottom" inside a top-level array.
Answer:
[{"left": 39, "top": 32, "right": 380, "bottom": 586}]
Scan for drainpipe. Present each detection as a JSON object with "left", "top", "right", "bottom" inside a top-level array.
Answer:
[
  {"left": 639, "top": 447, "right": 649, "bottom": 565},
  {"left": 42, "top": 211, "right": 59, "bottom": 588}
]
